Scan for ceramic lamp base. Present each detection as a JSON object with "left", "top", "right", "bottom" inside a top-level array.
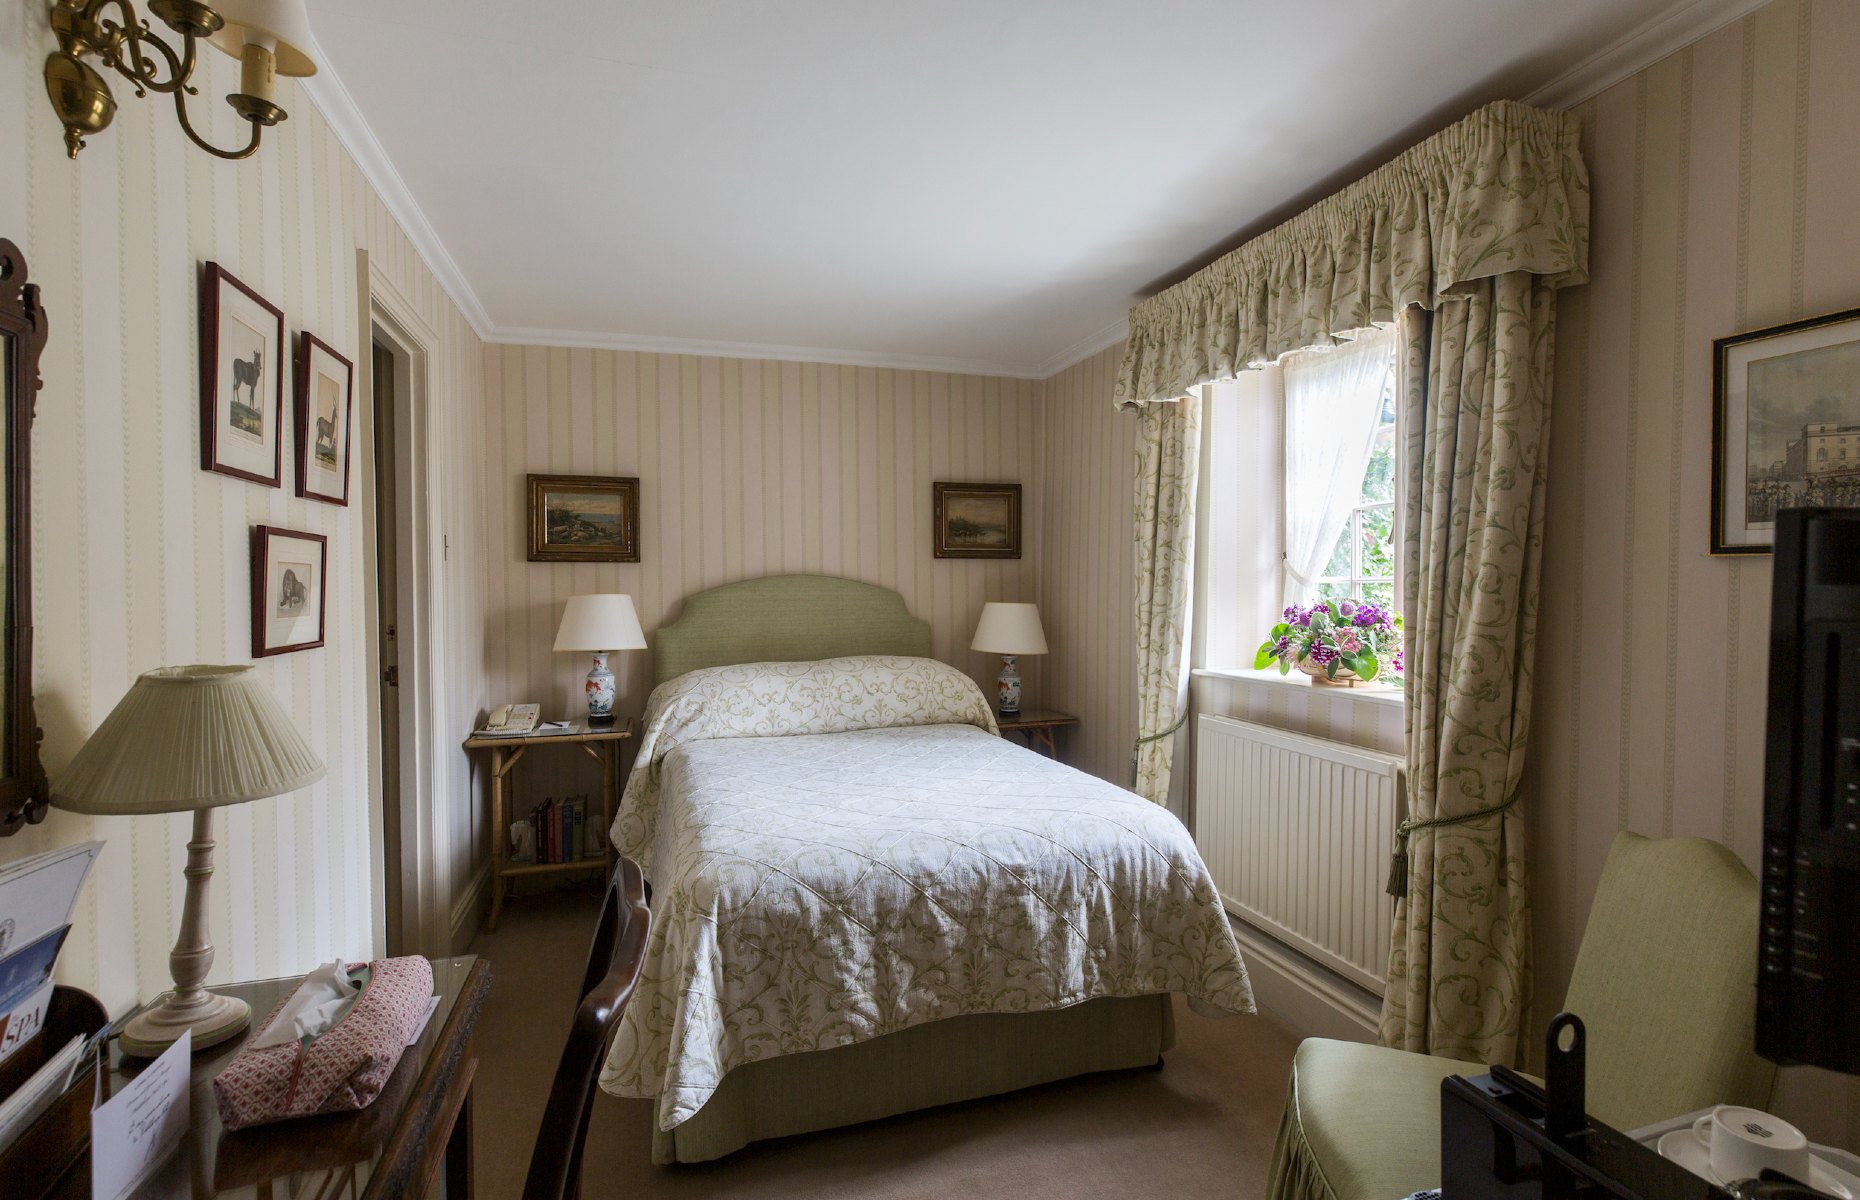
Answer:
[
  {"left": 996, "top": 655, "right": 1022, "bottom": 715},
  {"left": 120, "top": 989, "right": 250, "bottom": 1057},
  {"left": 583, "top": 651, "right": 617, "bottom": 726}
]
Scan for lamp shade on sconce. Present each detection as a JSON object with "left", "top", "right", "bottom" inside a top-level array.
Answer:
[
  {"left": 206, "top": 0, "right": 319, "bottom": 78},
  {"left": 970, "top": 603, "right": 1048, "bottom": 656},
  {"left": 553, "top": 594, "right": 647, "bottom": 653},
  {"left": 53, "top": 664, "right": 325, "bottom": 815}
]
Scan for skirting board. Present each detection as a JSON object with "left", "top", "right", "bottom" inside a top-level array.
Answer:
[
  {"left": 1228, "top": 912, "right": 1383, "bottom": 1045},
  {"left": 449, "top": 862, "right": 492, "bottom": 956}
]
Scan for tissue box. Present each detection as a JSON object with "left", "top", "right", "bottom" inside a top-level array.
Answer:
[{"left": 212, "top": 956, "right": 434, "bottom": 1131}]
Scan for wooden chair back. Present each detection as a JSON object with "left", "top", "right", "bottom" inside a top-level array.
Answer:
[{"left": 522, "top": 856, "right": 651, "bottom": 1200}]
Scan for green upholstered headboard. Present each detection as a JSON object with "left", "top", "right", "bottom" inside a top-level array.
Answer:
[{"left": 652, "top": 575, "right": 933, "bottom": 686}]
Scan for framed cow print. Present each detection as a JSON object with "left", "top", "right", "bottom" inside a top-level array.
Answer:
[
  {"left": 201, "top": 262, "right": 285, "bottom": 486},
  {"left": 251, "top": 525, "right": 327, "bottom": 657},
  {"left": 295, "top": 331, "right": 354, "bottom": 505}
]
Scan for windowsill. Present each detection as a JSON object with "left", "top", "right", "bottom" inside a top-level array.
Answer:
[{"left": 1192, "top": 666, "right": 1404, "bottom": 707}]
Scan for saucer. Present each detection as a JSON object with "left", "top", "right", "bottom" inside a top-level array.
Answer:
[{"left": 1657, "top": 1130, "right": 1857, "bottom": 1199}]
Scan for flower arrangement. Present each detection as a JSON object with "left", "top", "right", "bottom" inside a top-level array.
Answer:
[{"left": 1255, "top": 598, "right": 1404, "bottom": 685}]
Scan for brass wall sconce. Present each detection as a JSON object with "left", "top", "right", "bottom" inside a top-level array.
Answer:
[{"left": 43, "top": 0, "right": 317, "bottom": 160}]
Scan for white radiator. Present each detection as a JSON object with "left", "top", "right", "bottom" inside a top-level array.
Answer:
[{"left": 1194, "top": 714, "right": 1404, "bottom": 994}]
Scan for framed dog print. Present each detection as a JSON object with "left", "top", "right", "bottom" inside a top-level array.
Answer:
[
  {"left": 200, "top": 262, "right": 285, "bottom": 486},
  {"left": 1713, "top": 305, "right": 1860, "bottom": 554},
  {"left": 932, "top": 482, "right": 1022, "bottom": 559},
  {"left": 527, "top": 474, "right": 641, "bottom": 562},
  {"left": 251, "top": 525, "right": 327, "bottom": 657},
  {"left": 295, "top": 332, "right": 354, "bottom": 505}
]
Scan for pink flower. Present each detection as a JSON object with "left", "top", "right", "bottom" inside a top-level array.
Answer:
[{"left": 1337, "top": 632, "right": 1362, "bottom": 652}]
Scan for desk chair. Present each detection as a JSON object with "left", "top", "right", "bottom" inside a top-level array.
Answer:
[
  {"left": 523, "top": 857, "right": 651, "bottom": 1200},
  {"left": 1268, "top": 832, "right": 1777, "bottom": 1200}
]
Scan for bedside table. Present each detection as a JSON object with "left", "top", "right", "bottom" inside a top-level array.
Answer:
[
  {"left": 465, "top": 721, "right": 633, "bottom": 930},
  {"left": 995, "top": 708, "right": 1078, "bottom": 759}
]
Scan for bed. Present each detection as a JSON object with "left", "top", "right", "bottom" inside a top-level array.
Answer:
[{"left": 597, "top": 575, "right": 1254, "bottom": 1163}]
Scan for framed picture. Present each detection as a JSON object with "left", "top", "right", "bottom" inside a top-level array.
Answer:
[
  {"left": 294, "top": 331, "right": 354, "bottom": 506},
  {"left": 1713, "top": 305, "right": 1860, "bottom": 554},
  {"left": 933, "top": 482, "right": 1022, "bottom": 559},
  {"left": 251, "top": 525, "right": 327, "bottom": 657},
  {"left": 200, "top": 262, "right": 285, "bottom": 486},
  {"left": 527, "top": 474, "right": 641, "bottom": 562}
]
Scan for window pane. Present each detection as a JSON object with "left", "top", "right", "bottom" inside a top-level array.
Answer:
[
  {"left": 1359, "top": 580, "right": 1396, "bottom": 610},
  {"left": 1321, "top": 519, "right": 1352, "bottom": 579},
  {"left": 1362, "top": 421, "right": 1397, "bottom": 504},
  {"left": 1360, "top": 504, "right": 1395, "bottom": 579}
]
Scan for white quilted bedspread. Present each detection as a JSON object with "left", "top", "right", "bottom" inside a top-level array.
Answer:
[{"left": 596, "top": 657, "right": 1255, "bottom": 1131}]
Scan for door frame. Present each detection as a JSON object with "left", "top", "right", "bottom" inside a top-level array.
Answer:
[{"left": 358, "top": 250, "right": 452, "bottom": 958}]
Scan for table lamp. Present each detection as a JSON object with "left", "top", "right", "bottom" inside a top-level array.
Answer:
[
  {"left": 53, "top": 664, "right": 325, "bottom": 1056},
  {"left": 971, "top": 602, "right": 1048, "bottom": 715},
  {"left": 553, "top": 594, "right": 647, "bottom": 727}
]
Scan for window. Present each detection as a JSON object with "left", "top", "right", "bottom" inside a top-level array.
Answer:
[{"left": 1312, "top": 374, "right": 1397, "bottom": 610}]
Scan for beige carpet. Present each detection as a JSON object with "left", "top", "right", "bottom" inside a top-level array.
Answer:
[{"left": 469, "top": 882, "right": 1299, "bottom": 1200}]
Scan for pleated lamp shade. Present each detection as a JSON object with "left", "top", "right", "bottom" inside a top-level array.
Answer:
[{"left": 54, "top": 664, "right": 326, "bottom": 815}]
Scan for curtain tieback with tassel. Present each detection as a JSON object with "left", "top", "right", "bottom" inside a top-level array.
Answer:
[
  {"left": 1385, "top": 787, "right": 1524, "bottom": 897},
  {"left": 1128, "top": 710, "right": 1190, "bottom": 789}
]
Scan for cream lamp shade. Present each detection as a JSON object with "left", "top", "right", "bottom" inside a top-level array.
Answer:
[
  {"left": 206, "top": 0, "right": 320, "bottom": 78},
  {"left": 553, "top": 594, "right": 648, "bottom": 652},
  {"left": 54, "top": 664, "right": 326, "bottom": 814},
  {"left": 971, "top": 602, "right": 1049, "bottom": 656},
  {"left": 50, "top": 664, "right": 323, "bottom": 1057}
]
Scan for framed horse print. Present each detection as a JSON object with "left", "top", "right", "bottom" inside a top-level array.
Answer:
[
  {"left": 294, "top": 331, "right": 354, "bottom": 505},
  {"left": 251, "top": 525, "right": 327, "bottom": 657},
  {"left": 200, "top": 262, "right": 285, "bottom": 486}
]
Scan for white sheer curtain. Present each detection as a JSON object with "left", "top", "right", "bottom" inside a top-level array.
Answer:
[{"left": 1281, "top": 328, "right": 1395, "bottom": 604}]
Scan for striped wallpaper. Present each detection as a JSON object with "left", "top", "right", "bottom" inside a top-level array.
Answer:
[
  {"left": 0, "top": 19, "right": 491, "bottom": 1013},
  {"left": 1530, "top": 0, "right": 1860, "bottom": 1140},
  {"left": 479, "top": 344, "right": 1042, "bottom": 801}
]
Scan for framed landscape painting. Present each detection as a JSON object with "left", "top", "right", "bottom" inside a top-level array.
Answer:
[
  {"left": 1713, "top": 306, "right": 1860, "bottom": 554},
  {"left": 251, "top": 525, "right": 327, "bottom": 657},
  {"left": 200, "top": 262, "right": 285, "bottom": 486},
  {"left": 528, "top": 474, "right": 641, "bottom": 562},
  {"left": 933, "top": 482, "right": 1022, "bottom": 559},
  {"left": 294, "top": 331, "right": 354, "bottom": 506}
]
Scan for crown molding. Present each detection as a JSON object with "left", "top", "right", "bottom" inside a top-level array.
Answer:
[
  {"left": 1031, "top": 317, "right": 1130, "bottom": 381},
  {"left": 484, "top": 325, "right": 1045, "bottom": 379},
  {"left": 296, "top": 43, "right": 495, "bottom": 339},
  {"left": 1523, "top": 0, "right": 1770, "bottom": 109}
]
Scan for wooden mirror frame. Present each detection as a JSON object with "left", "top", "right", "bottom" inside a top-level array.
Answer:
[{"left": 0, "top": 239, "right": 48, "bottom": 834}]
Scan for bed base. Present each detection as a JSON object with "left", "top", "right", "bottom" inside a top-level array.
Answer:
[{"left": 651, "top": 993, "right": 1175, "bottom": 1164}]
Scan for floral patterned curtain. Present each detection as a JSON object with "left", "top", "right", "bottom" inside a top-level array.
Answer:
[
  {"left": 1130, "top": 398, "right": 1201, "bottom": 805},
  {"left": 1379, "top": 277, "right": 1552, "bottom": 1067},
  {"left": 1113, "top": 98, "right": 1586, "bottom": 1063}
]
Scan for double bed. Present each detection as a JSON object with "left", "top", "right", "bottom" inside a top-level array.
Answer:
[{"left": 596, "top": 575, "right": 1254, "bottom": 1163}]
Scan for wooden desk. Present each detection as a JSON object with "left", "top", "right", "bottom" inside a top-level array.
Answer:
[
  {"left": 49, "top": 955, "right": 490, "bottom": 1200},
  {"left": 465, "top": 722, "right": 633, "bottom": 930},
  {"left": 995, "top": 708, "right": 1079, "bottom": 758}
]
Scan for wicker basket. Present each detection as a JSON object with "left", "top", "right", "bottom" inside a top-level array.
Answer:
[{"left": 1296, "top": 657, "right": 1366, "bottom": 687}]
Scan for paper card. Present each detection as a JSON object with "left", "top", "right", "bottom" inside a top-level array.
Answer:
[
  {"left": 0, "top": 925, "right": 71, "bottom": 1015},
  {"left": 0, "top": 841, "right": 103, "bottom": 954},
  {"left": 0, "top": 979, "right": 54, "bottom": 1065},
  {"left": 406, "top": 994, "right": 441, "bottom": 1046},
  {"left": 90, "top": 1029, "right": 190, "bottom": 1200}
]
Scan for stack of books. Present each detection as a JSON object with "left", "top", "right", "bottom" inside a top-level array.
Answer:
[{"left": 528, "top": 795, "right": 595, "bottom": 864}]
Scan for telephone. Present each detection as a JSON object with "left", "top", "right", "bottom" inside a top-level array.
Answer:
[{"left": 480, "top": 703, "right": 540, "bottom": 736}]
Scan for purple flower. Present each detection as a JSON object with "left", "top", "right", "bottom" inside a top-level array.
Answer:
[
  {"left": 1392, "top": 647, "right": 1405, "bottom": 673},
  {"left": 1337, "top": 599, "right": 1357, "bottom": 618},
  {"left": 1308, "top": 644, "right": 1338, "bottom": 665}
]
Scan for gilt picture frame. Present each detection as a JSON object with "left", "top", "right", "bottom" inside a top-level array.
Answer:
[
  {"left": 1712, "top": 305, "right": 1860, "bottom": 554},
  {"left": 527, "top": 473, "right": 641, "bottom": 562},
  {"left": 200, "top": 262, "right": 285, "bottom": 487},
  {"left": 251, "top": 525, "right": 327, "bottom": 657},
  {"left": 294, "top": 331, "right": 354, "bottom": 506},
  {"left": 933, "top": 482, "right": 1022, "bottom": 559}
]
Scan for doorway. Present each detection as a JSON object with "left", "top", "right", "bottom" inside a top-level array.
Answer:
[{"left": 373, "top": 337, "right": 408, "bottom": 953}]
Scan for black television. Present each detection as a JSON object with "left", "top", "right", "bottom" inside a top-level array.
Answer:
[{"left": 1759, "top": 507, "right": 1860, "bottom": 1073}]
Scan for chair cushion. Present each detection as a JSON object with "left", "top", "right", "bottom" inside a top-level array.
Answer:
[{"left": 1285, "top": 1038, "right": 1505, "bottom": 1200}]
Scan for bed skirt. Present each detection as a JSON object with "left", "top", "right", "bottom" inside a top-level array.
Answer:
[{"left": 651, "top": 993, "right": 1176, "bottom": 1164}]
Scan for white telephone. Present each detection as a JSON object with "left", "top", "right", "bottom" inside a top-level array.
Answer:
[{"left": 480, "top": 703, "right": 540, "bottom": 736}]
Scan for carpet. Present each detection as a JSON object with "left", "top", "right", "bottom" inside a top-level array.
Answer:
[{"left": 469, "top": 882, "right": 1298, "bottom": 1199}]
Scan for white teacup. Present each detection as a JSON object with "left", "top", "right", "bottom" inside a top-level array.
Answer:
[{"left": 1691, "top": 1105, "right": 1812, "bottom": 1185}]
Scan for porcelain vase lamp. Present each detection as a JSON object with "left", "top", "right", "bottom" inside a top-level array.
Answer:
[
  {"left": 554, "top": 594, "right": 648, "bottom": 727},
  {"left": 52, "top": 665, "right": 325, "bottom": 1056},
  {"left": 971, "top": 602, "right": 1048, "bottom": 716}
]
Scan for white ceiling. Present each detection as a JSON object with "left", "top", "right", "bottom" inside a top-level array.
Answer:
[{"left": 309, "top": 0, "right": 1726, "bottom": 376}]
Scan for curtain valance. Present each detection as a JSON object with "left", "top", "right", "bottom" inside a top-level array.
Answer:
[{"left": 1114, "top": 100, "right": 1588, "bottom": 409}]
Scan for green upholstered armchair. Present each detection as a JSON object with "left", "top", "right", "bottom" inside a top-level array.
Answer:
[{"left": 1267, "top": 833, "right": 1776, "bottom": 1200}]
